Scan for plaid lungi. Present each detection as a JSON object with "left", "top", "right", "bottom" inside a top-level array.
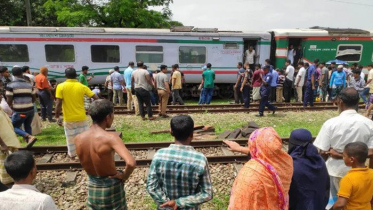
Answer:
[
  {"left": 84, "top": 96, "right": 91, "bottom": 111},
  {"left": 0, "top": 148, "right": 17, "bottom": 185},
  {"left": 64, "top": 121, "right": 89, "bottom": 157},
  {"left": 87, "top": 175, "right": 127, "bottom": 210},
  {"left": 331, "top": 86, "right": 344, "bottom": 100}
]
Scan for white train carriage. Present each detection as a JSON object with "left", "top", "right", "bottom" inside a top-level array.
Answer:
[{"left": 0, "top": 26, "right": 271, "bottom": 97}]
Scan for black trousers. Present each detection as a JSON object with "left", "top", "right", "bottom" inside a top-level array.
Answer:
[
  {"left": 270, "top": 87, "right": 277, "bottom": 102},
  {"left": 283, "top": 78, "right": 293, "bottom": 102},
  {"left": 242, "top": 86, "right": 251, "bottom": 108},
  {"left": 234, "top": 84, "right": 244, "bottom": 104},
  {"left": 135, "top": 88, "right": 153, "bottom": 118}
]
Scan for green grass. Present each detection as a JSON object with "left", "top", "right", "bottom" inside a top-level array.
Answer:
[{"left": 184, "top": 99, "right": 232, "bottom": 105}]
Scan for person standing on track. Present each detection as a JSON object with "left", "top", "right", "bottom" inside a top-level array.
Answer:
[
  {"left": 35, "top": 67, "right": 55, "bottom": 122},
  {"left": 155, "top": 65, "right": 170, "bottom": 118},
  {"left": 78, "top": 66, "right": 94, "bottom": 110},
  {"left": 147, "top": 115, "right": 213, "bottom": 210},
  {"left": 303, "top": 60, "right": 317, "bottom": 107},
  {"left": 330, "top": 65, "right": 347, "bottom": 106},
  {"left": 124, "top": 62, "right": 139, "bottom": 115},
  {"left": 319, "top": 62, "right": 329, "bottom": 102},
  {"left": 75, "top": 100, "right": 136, "bottom": 210},
  {"left": 252, "top": 64, "right": 263, "bottom": 103},
  {"left": 55, "top": 68, "right": 98, "bottom": 158},
  {"left": 295, "top": 62, "right": 306, "bottom": 103},
  {"left": 240, "top": 62, "right": 253, "bottom": 108},
  {"left": 257, "top": 65, "right": 277, "bottom": 117},
  {"left": 200, "top": 63, "right": 215, "bottom": 105},
  {"left": 269, "top": 61, "right": 278, "bottom": 102},
  {"left": 276, "top": 69, "right": 285, "bottom": 103},
  {"left": 171, "top": 64, "right": 184, "bottom": 105},
  {"left": 131, "top": 61, "right": 156, "bottom": 120},
  {"left": 111, "top": 66, "right": 125, "bottom": 106},
  {"left": 104, "top": 69, "right": 114, "bottom": 103},
  {"left": 234, "top": 62, "right": 245, "bottom": 104},
  {"left": 284, "top": 60, "right": 295, "bottom": 103}
]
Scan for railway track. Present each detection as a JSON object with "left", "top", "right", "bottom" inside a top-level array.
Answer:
[{"left": 25, "top": 138, "right": 302, "bottom": 171}]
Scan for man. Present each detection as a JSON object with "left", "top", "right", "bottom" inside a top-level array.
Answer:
[
  {"left": 295, "top": 62, "right": 306, "bottom": 103},
  {"left": 0, "top": 151, "right": 58, "bottom": 210},
  {"left": 200, "top": 63, "right": 215, "bottom": 105},
  {"left": 35, "top": 67, "right": 55, "bottom": 122},
  {"left": 240, "top": 62, "right": 253, "bottom": 108},
  {"left": 252, "top": 64, "right": 263, "bottom": 103},
  {"left": 257, "top": 65, "right": 277, "bottom": 117},
  {"left": 131, "top": 61, "right": 155, "bottom": 120},
  {"left": 111, "top": 66, "right": 125, "bottom": 106},
  {"left": 284, "top": 60, "right": 295, "bottom": 103},
  {"left": 294, "top": 45, "right": 303, "bottom": 66},
  {"left": 329, "top": 65, "right": 346, "bottom": 105},
  {"left": 144, "top": 65, "right": 157, "bottom": 106},
  {"left": 171, "top": 64, "right": 184, "bottom": 105},
  {"left": 22, "top": 66, "right": 34, "bottom": 85},
  {"left": 75, "top": 100, "right": 136, "bottom": 210},
  {"left": 0, "top": 67, "right": 12, "bottom": 99},
  {"left": 55, "top": 68, "right": 98, "bottom": 158},
  {"left": 104, "top": 69, "right": 114, "bottom": 103},
  {"left": 0, "top": 93, "right": 20, "bottom": 185},
  {"left": 362, "top": 64, "right": 373, "bottom": 107},
  {"left": 303, "top": 60, "right": 318, "bottom": 107},
  {"left": 270, "top": 62, "right": 278, "bottom": 102},
  {"left": 348, "top": 71, "right": 365, "bottom": 104},
  {"left": 124, "top": 62, "right": 139, "bottom": 115},
  {"left": 287, "top": 45, "right": 296, "bottom": 65},
  {"left": 319, "top": 62, "right": 329, "bottom": 102},
  {"left": 79, "top": 66, "right": 94, "bottom": 110},
  {"left": 147, "top": 115, "right": 213, "bottom": 210},
  {"left": 6, "top": 67, "right": 37, "bottom": 148},
  {"left": 233, "top": 62, "right": 245, "bottom": 104},
  {"left": 155, "top": 65, "right": 170, "bottom": 118},
  {"left": 313, "top": 88, "right": 373, "bottom": 209},
  {"left": 245, "top": 46, "right": 256, "bottom": 70}
]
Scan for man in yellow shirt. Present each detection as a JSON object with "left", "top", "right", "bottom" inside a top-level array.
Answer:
[
  {"left": 55, "top": 68, "right": 98, "bottom": 158},
  {"left": 332, "top": 142, "right": 373, "bottom": 210},
  {"left": 0, "top": 93, "right": 20, "bottom": 185},
  {"left": 171, "top": 64, "right": 184, "bottom": 105}
]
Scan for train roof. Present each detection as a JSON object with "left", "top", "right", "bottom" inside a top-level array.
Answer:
[
  {"left": 271, "top": 27, "right": 373, "bottom": 37},
  {"left": 0, "top": 26, "right": 271, "bottom": 39}
]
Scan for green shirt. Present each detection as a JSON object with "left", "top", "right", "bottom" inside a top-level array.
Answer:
[
  {"left": 202, "top": 69, "right": 215, "bottom": 88},
  {"left": 78, "top": 74, "right": 88, "bottom": 87}
]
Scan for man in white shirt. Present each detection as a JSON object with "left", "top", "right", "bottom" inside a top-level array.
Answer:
[
  {"left": 284, "top": 60, "right": 295, "bottom": 102},
  {"left": 313, "top": 88, "right": 373, "bottom": 209},
  {"left": 0, "top": 151, "right": 58, "bottom": 210},
  {"left": 295, "top": 62, "right": 306, "bottom": 102},
  {"left": 287, "top": 45, "right": 296, "bottom": 65},
  {"left": 245, "top": 46, "right": 256, "bottom": 70}
]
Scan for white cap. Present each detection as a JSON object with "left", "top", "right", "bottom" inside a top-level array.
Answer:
[
  {"left": 338, "top": 65, "right": 343, "bottom": 69},
  {"left": 13, "top": 65, "right": 20, "bottom": 68}
]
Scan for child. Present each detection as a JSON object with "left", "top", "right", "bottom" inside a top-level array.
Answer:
[
  {"left": 332, "top": 142, "right": 373, "bottom": 210},
  {"left": 147, "top": 115, "right": 213, "bottom": 209},
  {"left": 276, "top": 69, "right": 285, "bottom": 103}
]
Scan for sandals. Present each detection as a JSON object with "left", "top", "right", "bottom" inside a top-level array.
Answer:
[{"left": 26, "top": 136, "right": 38, "bottom": 149}]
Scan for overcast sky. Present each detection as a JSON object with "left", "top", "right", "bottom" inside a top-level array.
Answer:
[{"left": 166, "top": 0, "right": 373, "bottom": 31}]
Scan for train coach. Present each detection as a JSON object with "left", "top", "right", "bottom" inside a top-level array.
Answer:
[{"left": 0, "top": 26, "right": 372, "bottom": 98}]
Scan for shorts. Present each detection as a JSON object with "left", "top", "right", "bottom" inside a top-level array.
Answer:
[
  {"left": 331, "top": 86, "right": 343, "bottom": 100},
  {"left": 252, "top": 87, "right": 261, "bottom": 101},
  {"left": 369, "top": 94, "right": 373, "bottom": 104}
]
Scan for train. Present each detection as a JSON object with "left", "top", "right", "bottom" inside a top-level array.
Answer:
[{"left": 0, "top": 26, "right": 372, "bottom": 98}]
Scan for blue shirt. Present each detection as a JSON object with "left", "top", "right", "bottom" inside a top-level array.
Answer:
[
  {"left": 124, "top": 67, "right": 133, "bottom": 89},
  {"left": 271, "top": 70, "right": 278, "bottom": 87},
  {"left": 111, "top": 71, "right": 124, "bottom": 90},
  {"left": 329, "top": 71, "right": 346, "bottom": 88},
  {"left": 260, "top": 72, "right": 272, "bottom": 97},
  {"left": 307, "top": 64, "right": 316, "bottom": 81}
]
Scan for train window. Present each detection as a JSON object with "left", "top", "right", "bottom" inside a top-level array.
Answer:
[
  {"left": 135, "top": 46, "right": 163, "bottom": 63},
  {"left": 0, "top": 44, "right": 29, "bottom": 62},
  {"left": 179, "top": 46, "right": 206, "bottom": 64},
  {"left": 91, "top": 45, "right": 120, "bottom": 63},
  {"left": 336, "top": 44, "right": 363, "bottom": 62},
  {"left": 45, "top": 45, "right": 75, "bottom": 62},
  {"left": 224, "top": 43, "right": 238, "bottom": 49}
]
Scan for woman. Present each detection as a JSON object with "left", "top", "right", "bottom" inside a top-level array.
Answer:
[
  {"left": 288, "top": 129, "right": 329, "bottom": 210},
  {"left": 225, "top": 127, "right": 293, "bottom": 210}
]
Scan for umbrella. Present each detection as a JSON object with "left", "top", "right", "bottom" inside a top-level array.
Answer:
[{"left": 326, "top": 59, "right": 349, "bottom": 65}]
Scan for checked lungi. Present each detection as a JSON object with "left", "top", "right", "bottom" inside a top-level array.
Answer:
[
  {"left": 64, "top": 121, "right": 89, "bottom": 157},
  {"left": 87, "top": 175, "right": 127, "bottom": 210},
  {"left": 0, "top": 148, "right": 17, "bottom": 185},
  {"left": 84, "top": 96, "right": 91, "bottom": 111}
]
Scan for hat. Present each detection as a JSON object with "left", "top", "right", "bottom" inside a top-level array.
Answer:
[
  {"left": 109, "top": 69, "right": 114, "bottom": 74},
  {"left": 13, "top": 65, "right": 20, "bottom": 68},
  {"left": 338, "top": 65, "right": 343, "bottom": 69},
  {"left": 289, "top": 129, "right": 313, "bottom": 146}
]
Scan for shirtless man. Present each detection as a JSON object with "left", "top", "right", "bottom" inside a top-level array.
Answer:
[{"left": 75, "top": 99, "right": 136, "bottom": 210}]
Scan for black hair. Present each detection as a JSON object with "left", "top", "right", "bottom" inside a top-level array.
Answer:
[
  {"left": 305, "top": 63, "right": 310, "bottom": 67},
  {"left": 82, "top": 66, "right": 89, "bottom": 71},
  {"left": 320, "top": 62, "right": 326, "bottom": 65},
  {"left": 0, "top": 66, "right": 7, "bottom": 73},
  {"left": 237, "top": 62, "right": 243, "bottom": 67},
  {"left": 359, "top": 65, "right": 364, "bottom": 69},
  {"left": 137, "top": 61, "right": 144, "bottom": 68},
  {"left": 286, "top": 60, "right": 291, "bottom": 64},
  {"left": 65, "top": 68, "right": 77, "bottom": 79},
  {"left": 265, "top": 59, "right": 271, "bottom": 64},
  {"left": 255, "top": 64, "right": 261, "bottom": 68},
  {"left": 12, "top": 67, "right": 23, "bottom": 76},
  {"left": 114, "top": 66, "right": 119, "bottom": 71},
  {"left": 331, "top": 62, "right": 336, "bottom": 65},
  {"left": 328, "top": 66, "right": 332, "bottom": 70},
  {"left": 352, "top": 63, "right": 358, "bottom": 67},
  {"left": 160, "top": 65, "right": 167, "bottom": 70},
  {"left": 89, "top": 99, "right": 114, "bottom": 123},
  {"left": 314, "top": 59, "right": 319, "bottom": 64},
  {"left": 279, "top": 69, "right": 285, "bottom": 74},
  {"left": 206, "top": 63, "right": 212, "bottom": 68},
  {"left": 4, "top": 151, "right": 35, "bottom": 181},
  {"left": 49, "top": 79, "right": 57, "bottom": 83},
  {"left": 22, "top": 66, "right": 30, "bottom": 73},
  {"left": 143, "top": 65, "right": 147, "bottom": 70},
  {"left": 170, "top": 115, "right": 194, "bottom": 142},
  {"left": 352, "top": 70, "right": 361, "bottom": 75},
  {"left": 345, "top": 142, "right": 368, "bottom": 163},
  {"left": 174, "top": 64, "right": 179, "bottom": 69},
  {"left": 298, "top": 61, "right": 304, "bottom": 66},
  {"left": 368, "top": 64, "right": 373, "bottom": 67},
  {"left": 128, "top": 61, "right": 134, "bottom": 66},
  {"left": 339, "top": 88, "right": 360, "bottom": 107}
]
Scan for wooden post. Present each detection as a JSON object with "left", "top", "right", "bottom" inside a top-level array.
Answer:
[{"left": 25, "top": 0, "right": 32, "bottom": 26}]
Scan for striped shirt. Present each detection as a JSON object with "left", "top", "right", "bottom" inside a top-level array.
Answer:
[
  {"left": 147, "top": 144, "right": 213, "bottom": 210},
  {"left": 5, "top": 77, "right": 34, "bottom": 113}
]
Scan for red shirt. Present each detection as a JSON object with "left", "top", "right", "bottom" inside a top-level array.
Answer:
[
  {"left": 252, "top": 69, "right": 263, "bottom": 87},
  {"left": 34, "top": 74, "right": 50, "bottom": 90}
]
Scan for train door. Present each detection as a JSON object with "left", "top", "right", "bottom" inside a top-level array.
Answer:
[
  {"left": 269, "top": 32, "right": 276, "bottom": 65},
  {"left": 243, "top": 39, "right": 258, "bottom": 64},
  {"left": 288, "top": 38, "right": 303, "bottom": 65}
]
